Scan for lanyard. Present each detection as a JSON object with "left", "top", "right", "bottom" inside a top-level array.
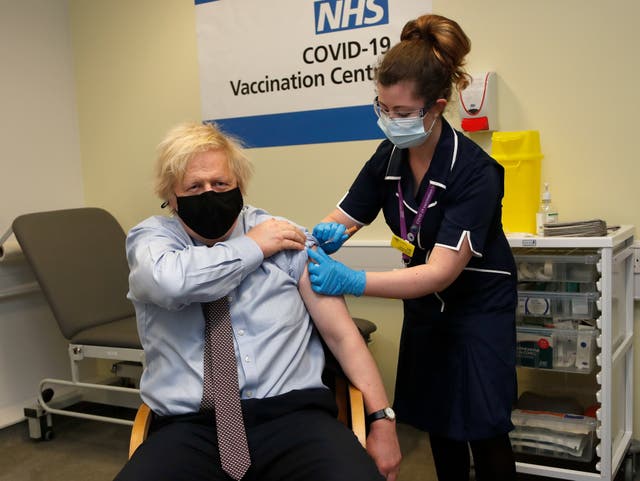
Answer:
[
  {"left": 393, "top": 125, "right": 457, "bottom": 264},
  {"left": 397, "top": 180, "right": 439, "bottom": 263}
]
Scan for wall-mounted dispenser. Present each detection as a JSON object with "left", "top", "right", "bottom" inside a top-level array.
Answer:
[{"left": 458, "top": 71, "right": 496, "bottom": 132}]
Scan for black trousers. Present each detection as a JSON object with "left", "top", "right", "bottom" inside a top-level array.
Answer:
[
  {"left": 114, "top": 388, "right": 383, "bottom": 481},
  {"left": 429, "top": 432, "right": 516, "bottom": 481}
]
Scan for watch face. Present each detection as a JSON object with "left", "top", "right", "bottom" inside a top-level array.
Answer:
[{"left": 384, "top": 407, "right": 396, "bottom": 420}]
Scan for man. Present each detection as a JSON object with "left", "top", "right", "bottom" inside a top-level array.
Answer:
[{"left": 114, "top": 122, "right": 401, "bottom": 481}]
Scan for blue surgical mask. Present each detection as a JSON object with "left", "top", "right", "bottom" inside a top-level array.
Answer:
[{"left": 377, "top": 115, "right": 437, "bottom": 149}]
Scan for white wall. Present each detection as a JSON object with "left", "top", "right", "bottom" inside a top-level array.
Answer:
[{"left": 0, "top": 0, "right": 84, "bottom": 427}]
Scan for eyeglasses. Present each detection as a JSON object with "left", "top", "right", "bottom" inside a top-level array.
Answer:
[{"left": 373, "top": 96, "right": 427, "bottom": 121}]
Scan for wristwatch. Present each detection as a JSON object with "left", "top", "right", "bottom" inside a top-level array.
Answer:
[{"left": 367, "top": 407, "right": 396, "bottom": 424}]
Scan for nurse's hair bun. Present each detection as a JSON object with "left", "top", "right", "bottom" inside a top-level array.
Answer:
[
  {"left": 375, "top": 14, "right": 472, "bottom": 102},
  {"left": 400, "top": 14, "right": 472, "bottom": 93}
]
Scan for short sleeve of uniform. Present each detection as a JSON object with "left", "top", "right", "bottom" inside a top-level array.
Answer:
[
  {"left": 338, "top": 142, "right": 392, "bottom": 225},
  {"left": 436, "top": 150, "right": 504, "bottom": 256}
]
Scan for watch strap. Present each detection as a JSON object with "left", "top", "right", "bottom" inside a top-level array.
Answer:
[{"left": 366, "top": 407, "right": 393, "bottom": 424}]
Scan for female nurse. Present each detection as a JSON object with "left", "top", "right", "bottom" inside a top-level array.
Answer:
[{"left": 307, "top": 13, "right": 518, "bottom": 481}]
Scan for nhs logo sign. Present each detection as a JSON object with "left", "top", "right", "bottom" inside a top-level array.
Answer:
[{"left": 314, "top": 0, "right": 389, "bottom": 34}]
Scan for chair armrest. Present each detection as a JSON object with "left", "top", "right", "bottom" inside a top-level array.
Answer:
[
  {"left": 128, "top": 390, "right": 365, "bottom": 458},
  {"left": 129, "top": 403, "right": 152, "bottom": 459},
  {"left": 348, "top": 383, "right": 366, "bottom": 448},
  {"left": 333, "top": 375, "right": 366, "bottom": 448}
]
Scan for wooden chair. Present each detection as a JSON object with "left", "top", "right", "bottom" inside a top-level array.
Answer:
[
  {"left": 128, "top": 320, "right": 376, "bottom": 458},
  {"left": 330, "top": 373, "right": 367, "bottom": 446},
  {"left": 129, "top": 376, "right": 365, "bottom": 458}
]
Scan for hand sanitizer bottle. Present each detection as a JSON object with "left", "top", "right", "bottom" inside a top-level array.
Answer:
[{"left": 536, "top": 183, "right": 558, "bottom": 236}]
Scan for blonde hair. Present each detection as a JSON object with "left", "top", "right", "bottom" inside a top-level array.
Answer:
[
  {"left": 376, "top": 14, "right": 471, "bottom": 103},
  {"left": 154, "top": 122, "right": 254, "bottom": 203}
]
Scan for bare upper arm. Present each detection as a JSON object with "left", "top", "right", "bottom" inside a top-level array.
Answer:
[
  {"left": 426, "top": 236, "right": 474, "bottom": 290},
  {"left": 298, "top": 266, "right": 361, "bottom": 348}
]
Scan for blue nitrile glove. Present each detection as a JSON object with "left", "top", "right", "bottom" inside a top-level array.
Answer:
[
  {"left": 312, "top": 222, "right": 348, "bottom": 254},
  {"left": 307, "top": 247, "right": 366, "bottom": 296}
]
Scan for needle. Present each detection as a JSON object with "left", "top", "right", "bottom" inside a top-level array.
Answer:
[{"left": 321, "top": 225, "right": 358, "bottom": 246}]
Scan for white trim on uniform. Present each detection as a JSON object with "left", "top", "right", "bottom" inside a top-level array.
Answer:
[
  {"left": 335, "top": 200, "right": 367, "bottom": 226},
  {"left": 464, "top": 267, "right": 512, "bottom": 276},
  {"left": 434, "top": 230, "right": 480, "bottom": 255},
  {"left": 449, "top": 123, "right": 459, "bottom": 171},
  {"left": 434, "top": 291, "right": 445, "bottom": 312}
]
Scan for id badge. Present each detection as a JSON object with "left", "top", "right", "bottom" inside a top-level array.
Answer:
[{"left": 390, "top": 234, "right": 415, "bottom": 257}]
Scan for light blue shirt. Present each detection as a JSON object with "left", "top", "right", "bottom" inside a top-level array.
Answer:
[{"left": 126, "top": 205, "right": 326, "bottom": 416}]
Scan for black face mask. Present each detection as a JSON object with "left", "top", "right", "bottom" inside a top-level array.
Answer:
[{"left": 176, "top": 187, "right": 243, "bottom": 240}]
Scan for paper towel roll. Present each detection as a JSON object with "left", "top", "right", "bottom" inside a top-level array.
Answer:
[{"left": 0, "top": 240, "right": 24, "bottom": 263}]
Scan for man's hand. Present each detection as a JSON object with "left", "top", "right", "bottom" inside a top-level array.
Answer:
[
  {"left": 246, "top": 218, "right": 306, "bottom": 258},
  {"left": 366, "top": 421, "right": 402, "bottom": 480}
]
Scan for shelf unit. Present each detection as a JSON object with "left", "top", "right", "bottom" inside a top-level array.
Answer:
[{"left": 507, "top": 225, "right": 635, "bottom": 481}]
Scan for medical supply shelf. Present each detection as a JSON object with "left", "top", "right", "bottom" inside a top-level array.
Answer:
[
  {"left": 517, "top": 289, "right": 600, "bottom": 322},
  {"left": 508, "top": 225, "right": 635, "bottom": 481},
  {"left": 511, "top": 409, "right": 598, "bottom": 463},
  {"left": 516, "top": 326, "right": 597, "bottom": 372}
]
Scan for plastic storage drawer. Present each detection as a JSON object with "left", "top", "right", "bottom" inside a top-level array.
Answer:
[
  {"left": 510, "top": 409, "right": 597, "bottom": 463},
  {"left": 513, "top": 248, "right": 600, "bottom": 283},
  {"left": 516, "top": 326, "right": 597, "bottom": 372},
  {"left": 517, "top": 290, "right": 600, "bottom": 321}
]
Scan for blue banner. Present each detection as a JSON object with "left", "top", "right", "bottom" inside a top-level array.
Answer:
[{"left": 207, "top": 104, "right": 383, "bottom": 148}]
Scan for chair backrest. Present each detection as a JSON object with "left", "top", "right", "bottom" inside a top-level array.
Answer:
[{"left": 12, "top": 208, "right": 135, "bottom": 340}]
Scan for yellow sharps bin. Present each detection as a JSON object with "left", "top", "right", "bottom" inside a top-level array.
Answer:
[{"left": 490, "top": 130, "right": 543, "bottom": 235}]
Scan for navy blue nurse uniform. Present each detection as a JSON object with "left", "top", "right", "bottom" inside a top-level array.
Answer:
[{"left": 339, "top": 118, "right": 517, "bottom": 441}]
